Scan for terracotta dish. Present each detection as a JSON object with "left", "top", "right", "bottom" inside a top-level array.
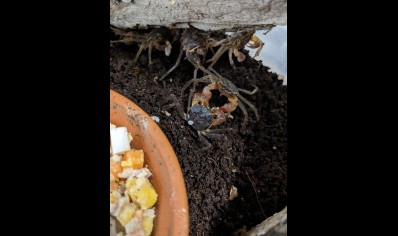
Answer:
[{"left": 110, "top": 89, "right": 189, "bottom": 236}]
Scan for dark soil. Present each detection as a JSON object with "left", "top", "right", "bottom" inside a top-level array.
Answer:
[{"left": 110, "top": 30, "right": 287, "bottom": 235}]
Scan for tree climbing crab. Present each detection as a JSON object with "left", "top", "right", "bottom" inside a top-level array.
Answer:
[
  {"left": 110, "top": 26, "right": 173, "bottom": 65},
  {"left": 206, "top": 28, "right": 267, "bottom": 70},
  {"left": 158, "top": 27, "right": 211, "bottom": 81}
]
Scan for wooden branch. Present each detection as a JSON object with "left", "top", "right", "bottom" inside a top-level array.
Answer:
[{"left": 110, "top": 0, "right": 287, "bottom": 31}]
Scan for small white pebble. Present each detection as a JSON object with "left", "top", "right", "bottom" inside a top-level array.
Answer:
[
  {"left": 187, "top": 120, "right": 194, "bottom": 125},
  {"left": 273, "top": 146, "right": 277, "bottom": 150},
  {"left": 151, "top": 116, "right": 160, "bottom": 123}
]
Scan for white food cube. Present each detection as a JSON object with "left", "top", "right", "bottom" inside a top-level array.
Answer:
[{"left": 110, "top": 127, "right": 131, "bottom": 155}]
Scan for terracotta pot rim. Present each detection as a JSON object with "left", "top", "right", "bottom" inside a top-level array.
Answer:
[{"left": 110, "top": 89, "right": 189, "bottom": 236}]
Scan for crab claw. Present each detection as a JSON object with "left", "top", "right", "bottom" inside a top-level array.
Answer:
[
  {"left": 164, "top": 41, "right": 172, "bottom": 56},
  {"left": 210, "top": 108, "right": 227, "bottom": 126},
  {"left": 247, "top": 35, "right": 264, "bottom": 58},
  {"left": 247, "top": 35, "right": 263, "bottom": 49},
  {"left": 233, "top": 49, "right": 246, "bottom": 62}
]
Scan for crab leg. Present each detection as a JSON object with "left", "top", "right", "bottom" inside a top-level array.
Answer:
[
  {"left": 238, "top": 85, "right": 258, "bottom": 95},
  {"left": 203, "top": 127, "right": 235, "bottom": 135},
  {"left": 207, "top": 44, "right": 229, "bottom": 69},
  {"left": 228, "top": 48, "right": 236, "bottom": 69},
  {"left": 187, "top": 88, "right": 195, "bottom": 114},
  {"left": 182, "top": 76, "right": 211, "bottom": 113},
  {"left": 159, "top": 44, "right": 184, "bottom": 81},
  {"left": 181, "top": 76, "right": 211, "bottom": 94},
  {"left": 132, "top": 43, "right": 146, "bottom": 66},
  {"left": 237, "top": 100, "right": 250, "bottom": 129},
  {"left": 197, "top": 132, "right": 212, "bottom": 151},
  {"left": 148, "top": 43, "right": 153, "bottom": 65},
  {"left": 236, "top": 93, "right": 260, "bottom": 121},
  {"left": 160, "top": 94, "right": 186, "bottom": 120},
  {"left": 110, "top": 39, "right": 135, "bottom": 44},
  {"left": 208, "top": 37, "right": 228, "bottom": 48}
]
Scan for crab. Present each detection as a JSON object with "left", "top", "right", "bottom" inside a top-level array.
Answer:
[
  {"left": 160, "top": 63, "right": 259, "bottom": 149},
  {"left": 206, "top": 28, "right": 265, "bottom": 70},
  {"left": 182, "top": 65, "right": 260, "bottom": 130},
  {"left": 158, "top": 27, "right": 211, "bottom": 81},
  {"left": 161, "top": 92, "right": 233, "bottom": 150},
  {"left": 110, "top": 26, "right": 172, "bottom": 66}
]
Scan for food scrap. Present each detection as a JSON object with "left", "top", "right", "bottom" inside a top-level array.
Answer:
[{"left": 110, "top": 123, "right": 158, "bottom": 236}]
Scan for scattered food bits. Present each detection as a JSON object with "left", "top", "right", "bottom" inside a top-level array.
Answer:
[
  {"left": 117, "top": 204, "right": 137, "bottom": 226},
  {"left": 122, "top": 150, "right": 145, "bottom": 169},
  {"left": 142, "top": 208, "right": 156, "bottom": 236},
  {"left": 110, "top": 123, "right": 157, "bottom": 235},
  {"left": 127, "top": 177, "right": 158, "bottom": 210},
  {"left": 110, "top": 126, "right": 131, "bottom": 155}
]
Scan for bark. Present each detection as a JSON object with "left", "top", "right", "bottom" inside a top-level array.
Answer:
[
  {"left": 110, "top": 0, "right": 287, "bottom": 31},
  {"left": 247, "top": 206, "right": 287, "bottom": 236}
]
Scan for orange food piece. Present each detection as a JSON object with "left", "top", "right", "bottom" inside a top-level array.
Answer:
[
  {"left": 110, "top": 160, "right": 123, "bottom": 181},
  {"left": 110, "top": 181, "right": 118, "bottom": 191},
  {"left": 122, "top": 150, "right": 144, "bottom": 169}
]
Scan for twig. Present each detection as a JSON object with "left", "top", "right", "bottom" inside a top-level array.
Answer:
[{"left": 244, "top": 169, "right": 266, "bottom": 218}]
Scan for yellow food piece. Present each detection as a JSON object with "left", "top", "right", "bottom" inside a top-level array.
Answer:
[
  {"left": 117, "top": 204, "right": 136, "bottom": 226},
  {"left": 126, "top": 178, "right": 158, "bottom": 209},
  {"left": 110, "top": 192, "right": 117, "bottom": 204},
  {"left": 122, "top": 150, "right": 144, "bottom": 169},
  {"left": 142, "top": 211, "right": 155, "bottom": 236}
]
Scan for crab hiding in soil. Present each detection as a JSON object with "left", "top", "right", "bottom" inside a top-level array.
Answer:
[{"left": 110, "top": 26, "right": 172, "bottom": 66}]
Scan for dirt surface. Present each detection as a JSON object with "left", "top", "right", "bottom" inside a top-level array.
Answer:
[{"left": 110, "top": 30, "right": 287, "bottom": 235}]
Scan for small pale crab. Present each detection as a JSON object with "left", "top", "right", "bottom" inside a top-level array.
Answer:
[{"left": 110, "top": 26, "right": 172, "bottom": 66}]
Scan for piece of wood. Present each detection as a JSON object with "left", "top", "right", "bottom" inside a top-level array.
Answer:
[
  {"left": 110, "top": 0, "right": 287, "bottom": 31},
  {"left": 247, "top": 206, "right": 287, "bottom": 236}
]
